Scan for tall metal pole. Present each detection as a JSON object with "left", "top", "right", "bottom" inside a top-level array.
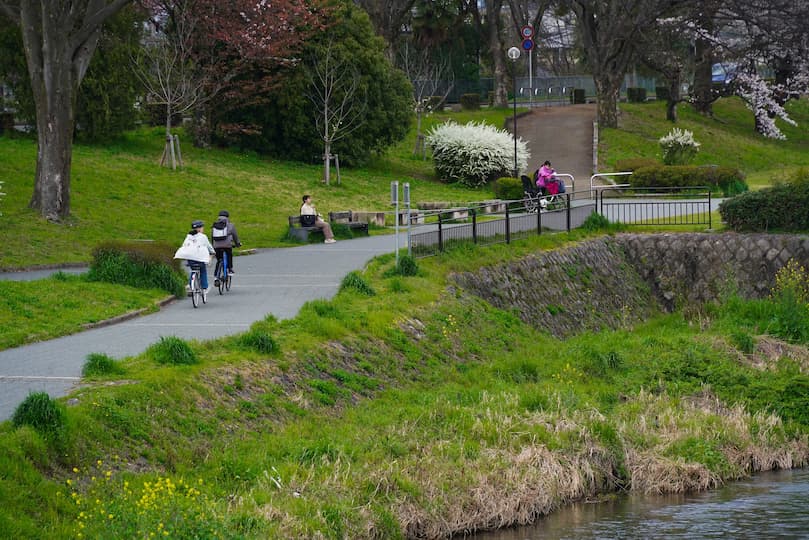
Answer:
[{"left": 507, "top": 47, "right": 521, "bottom": 178}]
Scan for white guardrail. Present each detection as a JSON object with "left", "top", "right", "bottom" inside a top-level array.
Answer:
[{"left": 589, "top": 172, "right": 632, "bottom": 198}]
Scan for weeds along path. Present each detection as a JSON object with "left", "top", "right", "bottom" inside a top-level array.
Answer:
[
  {"left": 0, "top": 234, "right": 403, "bottom": 421},
  {"left": 517, "top": 104, "right": 596, "bottom": 184}
]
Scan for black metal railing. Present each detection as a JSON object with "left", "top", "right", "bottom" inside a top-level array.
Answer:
[
  {"left": 596, "top": 187, "right": 713, "bottom": 227},
  {"left": 409, "top": 193, "right": 597, "bottom": 258}
]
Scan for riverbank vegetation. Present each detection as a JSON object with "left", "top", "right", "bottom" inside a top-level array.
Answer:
[{"left": 2, "top": 232, "right": 808, "bottom": 538}]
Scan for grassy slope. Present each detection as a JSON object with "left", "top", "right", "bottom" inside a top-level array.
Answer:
[
  {"left": 600, "top": 97, "right": 809, "bottom": 188},
  {"left": 0, "top": 109, "right": 520, "bottom": 269},
  {"left": 0, "top": 273, "right": 168, "bottom": 350},
  {"left": 1, "top": 233, "right": 807, "bottom": 538}
]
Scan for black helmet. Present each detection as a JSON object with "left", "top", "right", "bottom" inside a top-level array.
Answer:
[
  {"left": 191, "top": 220, "right": 204, "bottom": 229},
  {"left": 218, "top": 210, "right": 229, "bottom": 217}
]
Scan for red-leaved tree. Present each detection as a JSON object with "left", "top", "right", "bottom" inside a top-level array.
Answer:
[{"left": 144, "top": 0, "right": 330, "bottom": 148}]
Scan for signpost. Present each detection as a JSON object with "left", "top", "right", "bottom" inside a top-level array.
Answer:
[{"left": 520, "top": 25, "right": 535, "bottom": 107}]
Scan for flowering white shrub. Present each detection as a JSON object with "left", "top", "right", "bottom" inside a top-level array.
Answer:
[
  {"left": 426, "top": 121, "right": 530, "bottom": 187},
  {"left": 659, "top": 128, "right": 700, "bottom": 165}
]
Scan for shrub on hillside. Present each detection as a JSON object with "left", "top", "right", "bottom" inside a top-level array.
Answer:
[
  {"left": 614, "top": 157, "right": 659, "bottom": 172},
  {"left": 659, "top": 128, "right": 700, "bottom": 165},
  {"left": 632, "top": 165, "right": 747, "bottom": 196},
  {"left": 426, "top": 121, "right": 530, "bottom": 187},
  {"left": 719, "top": 182, "right": 809, "bottom": 232},
  {"left": 83, "top": 352, "right": 125, "bottom": 377},
  {"left": 460, "top": 93, "right": 480, "bottom": 110},
  {"left": 238, "top": 328, "right": 279, "bottom": 354},
  {"left": 12, "top": 392, "right": 66, "bottom": 439},
  {"left": 148, "top": 336, "right": 198, "bottom": 365},
  {"left": 88, "top": 240, "right": 185, "bottom": 297},
  {"left": 492, "top": 177, "right": 523, "bottom": 201},
  {"left": 340, "top": 271, "right": 376, "bottom": 296}
]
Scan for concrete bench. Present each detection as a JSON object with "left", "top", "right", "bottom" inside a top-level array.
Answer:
[
  {"left": 328, "top": 211, "right": 369, "bottom": 235},
  {"left": 397, "top": 211, "right": 424, "bottom": 225},
  {"left": 287, "top": 215, "right": 322, "bottom": 242}
]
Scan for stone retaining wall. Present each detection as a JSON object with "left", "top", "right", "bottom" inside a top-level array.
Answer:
[{"left": 452, "top": 233, "right": 809, "bottom": 337}]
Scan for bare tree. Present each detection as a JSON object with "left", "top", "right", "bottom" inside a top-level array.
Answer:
[
  {"left": 568, "top": 0, "right": 681, "bottom": 128},
  {"left": 637, "top": 17, "right": 692, "bottom": 122},
  {"left": 306, "top": 43, "right": 367, "bottom": 185},
  {"left": 0, "top": 0, "right": 132, "bottom": 221},
  {"left": 398, "top": 44, "right": 454, "bottom": 157},
  {"left": 132, "top": 5, "right": 205, "bottom": 169}
]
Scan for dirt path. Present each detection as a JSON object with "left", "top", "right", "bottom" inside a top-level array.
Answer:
[{"left": 515, "top": 104, "right": 596, "bottom": 190}]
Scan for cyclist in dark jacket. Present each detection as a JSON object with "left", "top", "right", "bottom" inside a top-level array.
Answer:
[{"left": 211, "top": 210, "right": 241, "bottom": 274}]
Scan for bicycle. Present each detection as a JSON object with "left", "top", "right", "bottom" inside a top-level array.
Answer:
[
  {"left": 188, "top": 264, "right": 208, "bottom": 308},
  {"left": 213, "top": 251, "right": 232, "bottom": 295}
]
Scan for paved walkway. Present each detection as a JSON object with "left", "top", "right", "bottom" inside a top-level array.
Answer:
[
  {"left": 0, "top": 235, "right": 404, "bottom": 420},
  {"left": 3, "top": 105, "right": 602, "bottom": 421}
]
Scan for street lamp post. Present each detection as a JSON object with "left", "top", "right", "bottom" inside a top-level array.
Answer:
[{"left": 507, "top": 46, "right": 521, "bottom": 178}]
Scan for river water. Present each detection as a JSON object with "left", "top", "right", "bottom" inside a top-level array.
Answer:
[{"left": 472, "top": 468, "right": 809, "bottom": 539}]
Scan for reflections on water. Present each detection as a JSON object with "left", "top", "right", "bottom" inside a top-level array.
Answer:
[{"left": 472, "top": 468, "right": 809, "bottom": 540}]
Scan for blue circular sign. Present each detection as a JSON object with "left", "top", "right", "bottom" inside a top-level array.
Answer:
[
  {"left": 521, "top": 38, "right": 534, "bottom": 51},
  {"left": 521, "top": 25, "right": 533, "bottom": 38}
]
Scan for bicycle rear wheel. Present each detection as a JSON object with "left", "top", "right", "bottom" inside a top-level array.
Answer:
[
  {"left": 225, "top": 273, "right": 232, "bottom": 291},
  {"left": 190, "top": 272, "right": 200, "bottom": 308}
]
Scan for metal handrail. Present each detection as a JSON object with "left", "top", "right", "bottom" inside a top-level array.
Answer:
[{"left": 590, "top": 172, "right": 633, "bottom": 198}]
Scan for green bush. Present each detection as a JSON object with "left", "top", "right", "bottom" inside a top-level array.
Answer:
[
  {"left": 719, "top": 182, "right": 809, "bottom": 232},
  {"left": 632, "top": 165, "right": 747, "bottom": 196},
  {"left": 12, "top": 392, "right": 66, "bottom": 438},
  {"left": 460, "top": 93, "right": 480, "bottom": 110},
  {"left": 492, "top": 177, "right": 523, "bottom": 201},
  {"left": 614, "top": 157, "right": 659, "bottom": 172},
  {"left": 83, "top": 352, "right": 125, "bottom": 377},
  {"left": 655, "top": 86, "right": 670, "bottom": 101},
  {"left": 627, "top": 87, "right": 647, "bottom": 103},
  {"left": 571, "top": 88, "right": 585, "bottom": 104},
  {"left": 395, "top": 255, "right": 419, "bottom": 276},
  {"left": 581, "top": 211, "right": 612, "bottom": 231},
  {"left": 239, "top": 329, "right": 279, "bottom": 354},
  {"left": 88, "top": 240, "right": 186, "bottom": 297},
  {"left": 340, "top": 271, "right": 376, "bottom": 296},
  {"left": 147, "top": 336, "right": 198, "bottom": 365}
]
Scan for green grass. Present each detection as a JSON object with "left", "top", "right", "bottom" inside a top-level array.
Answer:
[
  {"left": 601, "top": 97, "right": 809, "bottom": 189},
  {"left": 1, "top": 231, "right": 807, "bottom": 538},
  {"left": 0, "top": 108, "right": 520, "bottom": 269},
  {"left": 0, "top": 273, "right": 167, "bottom": 350}
]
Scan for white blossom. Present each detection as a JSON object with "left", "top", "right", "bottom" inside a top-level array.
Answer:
[
  {"left": 659, "top": 128, "right": 700, "bottom": 165},
  {"left": 426, "top": 121, "right": 530, "bottom": 187}
]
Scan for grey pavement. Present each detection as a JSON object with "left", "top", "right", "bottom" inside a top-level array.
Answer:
[{"left": 0, "top": 234, "right": 405, "bottom": 420}]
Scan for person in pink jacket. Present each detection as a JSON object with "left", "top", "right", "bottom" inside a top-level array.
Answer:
[{"left": 536, "top": 160, "right": 555, "bottom": 188}]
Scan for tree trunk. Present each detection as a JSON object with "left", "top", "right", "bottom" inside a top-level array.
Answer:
[
  {"left": 487, "top": 0, "right": 509, "bottom": 108},
  {"left": 666, "top": 73, "right": 681, "bottom": 122},
  {"left": 26, "top": 30, "right": 77, "bottom": 221},
  {"left": 191, "top": 105, "right": 211, "bottom": 149},
  {"left": 594, "top": 75, "right": 620, "bottom": 128},
  {"left": 323, "top": 142, "right": 331, "bottom": 185},
  {"left": 692, "top": 39, "right": 714, "bottom": 116},
  {"left": 29, "top": 79, "right": 75, "bottom": 221}
]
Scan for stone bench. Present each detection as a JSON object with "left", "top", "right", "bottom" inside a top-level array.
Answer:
[
  {"left": 328, "top": 211, "right": 369, "bottom": 235},
  {"left": 287, "top": 215, "right": 322, "bottom": 242},
  {"left": 397, "top": 211, "right": 424, "bottom": 226}
]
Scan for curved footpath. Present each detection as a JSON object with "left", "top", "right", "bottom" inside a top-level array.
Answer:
[{"left": 0, "top": 234, "right": 405, "bottom": 421}]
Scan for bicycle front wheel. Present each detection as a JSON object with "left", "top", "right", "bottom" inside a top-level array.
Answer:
[
  {"left": 190, "top": 272, "right": 200, "bottom": 308},
  {"left": 225, "top": 273, "right": 232, "bottom": 291}
]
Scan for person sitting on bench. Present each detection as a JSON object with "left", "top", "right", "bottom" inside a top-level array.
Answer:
[{"left": 300, "top": 194, "right": 336, "bottom": 244}]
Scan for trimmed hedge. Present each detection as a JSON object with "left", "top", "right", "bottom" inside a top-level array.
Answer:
[
  {"left": 631, "top": 165, "right": 748, "bottom": 196},
  {"left": 655, "top": 86, "right": 670, "bottom": 101},
  {"left": 492, "top": 177, "right": 523, "bottom": 201},
  {"left": 720, "top": 182, "right": 809, "bottom": 232},
  {"left": 87, "top": 240, "right": 186, "bottom": 297},
  {"left": 460, "top": 93, "right": 481, "bottom": 110},
  {"left": 614, "top": 157, "right": 659, "bottom": 172},
  {"left": 627, "top": 87, "right": 647, "bottom": 103},
  {"left": 428, "top": 95, "right": 445, "bottom": 112}
]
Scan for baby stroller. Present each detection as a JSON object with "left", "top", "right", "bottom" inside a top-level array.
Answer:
[{"left": 521, "top": 175, "right": 544, "bottom": 213}]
